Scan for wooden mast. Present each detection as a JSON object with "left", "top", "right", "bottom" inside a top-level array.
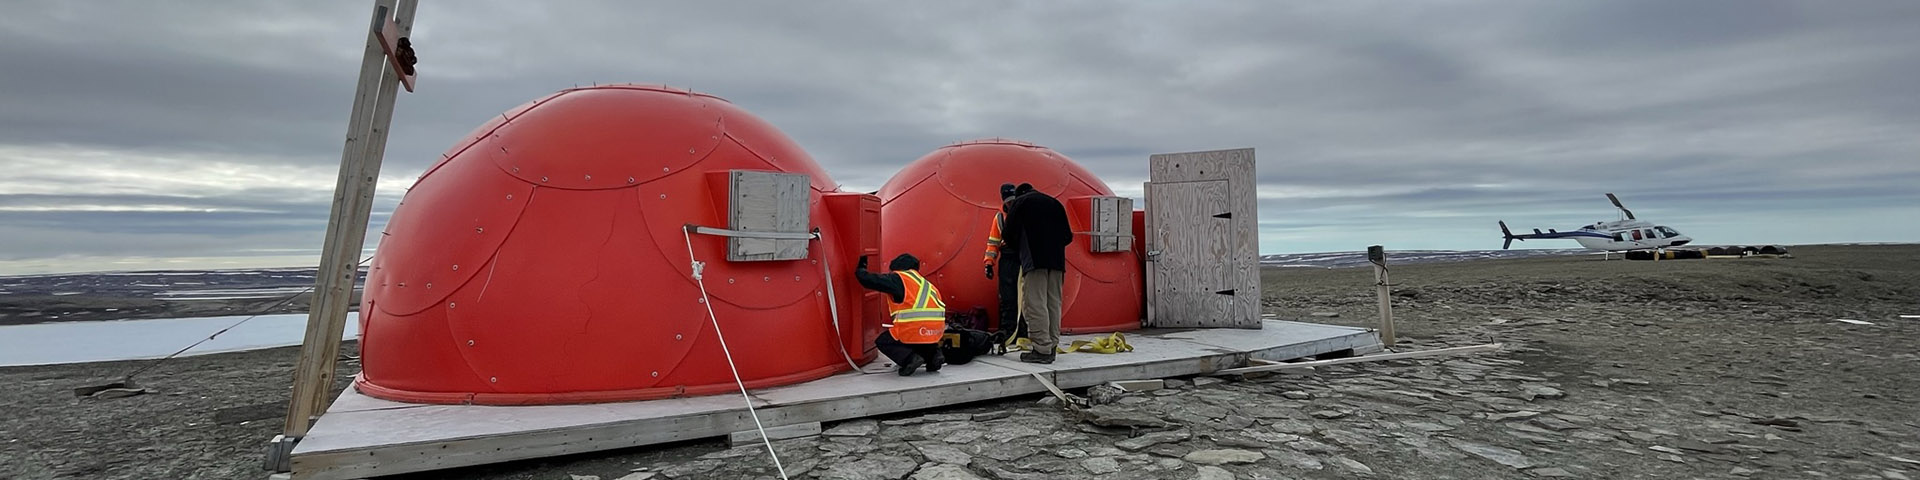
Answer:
[{"left": 282, "top": 0, "right": 419, "bottom": 442}]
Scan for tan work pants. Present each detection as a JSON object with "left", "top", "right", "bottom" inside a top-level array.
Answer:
[{"left": 1020, "top": 269, "right": 1065, "bottom": 352}]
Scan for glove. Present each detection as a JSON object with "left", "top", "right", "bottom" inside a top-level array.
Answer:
[
  {"left": 984, "top": 264, "right": 995, "bottom": 279},
  {"left": 857, "top": 255, "right": 869, "bottom": 271}
]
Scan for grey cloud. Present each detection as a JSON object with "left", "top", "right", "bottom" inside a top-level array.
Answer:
[{"left": 0, "top": 1, "right": 1916, "bottom": 272}]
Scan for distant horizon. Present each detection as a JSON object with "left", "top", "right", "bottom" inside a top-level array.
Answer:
[{"left": 4, "top": 242, "right": 1911, "bottom": 277}]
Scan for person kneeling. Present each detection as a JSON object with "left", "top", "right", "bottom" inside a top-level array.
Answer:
[{"left": 856, "top": 253, "right": 947, "bottom": 376}]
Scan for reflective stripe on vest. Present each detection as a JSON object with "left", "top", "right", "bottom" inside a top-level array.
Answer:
[
  {"left": 889, "top": 270, "right": 946, "bottom": 344},
  {"left": 984, "top": 211, "right": 1006, "bottom": 263},
  {"left": 891, "top": 271, "right": 944, "bottom": 321},
  {"left": 985, "top": 211, "right": 1005, "bottom": 247}
]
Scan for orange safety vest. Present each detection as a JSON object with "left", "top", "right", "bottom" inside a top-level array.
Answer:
[
  {"left": 983, "top": 210, "right": 1006, "bottom": 266},
  {"left": 888, "top": 270, "right": 947, "bottom": 344}
]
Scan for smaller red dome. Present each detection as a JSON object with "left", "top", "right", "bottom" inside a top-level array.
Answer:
[{"left": 878, "top": 139, "right": 1141, "bottom": 334}]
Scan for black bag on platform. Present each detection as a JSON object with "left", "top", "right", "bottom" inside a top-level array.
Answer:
[{"left": 939, "top": 327, "right": 996, "bottom": 365}]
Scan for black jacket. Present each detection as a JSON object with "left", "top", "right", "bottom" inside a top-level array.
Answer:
[
  {"left": 855, "top": 260, "right": 907, "bottom": 303},
  {"left": 1001, "top": 191, "right": 1072, "bottom": 271}
]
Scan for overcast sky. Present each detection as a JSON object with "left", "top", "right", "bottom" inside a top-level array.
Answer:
[{"left": 1, "top": 1, "right": 1916, "bottom": 274}]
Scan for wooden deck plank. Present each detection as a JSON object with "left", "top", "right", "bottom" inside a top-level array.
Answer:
[
  {"left": 288, "top": 320, "right": 1377, "bottom": 479},
  {"left": 1162, "top": 320, "right": 1380, "bottom": 362}
]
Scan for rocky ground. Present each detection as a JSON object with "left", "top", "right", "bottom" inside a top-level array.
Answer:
[{"left": 1, "top": 244, "right": 1915, "bottom": 479}]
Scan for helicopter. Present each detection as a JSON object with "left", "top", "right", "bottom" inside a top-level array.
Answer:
[{"left": 1499, "top": 193, "right": 1692, "bottom": 252}]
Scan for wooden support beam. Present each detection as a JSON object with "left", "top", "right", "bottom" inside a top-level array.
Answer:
[
  {"left": 1108, "top": 379, "right": 1164, "bottom": 392},
  {"left": 284, "top": 0, "right": 418, "bottom": 440},
  {"left": 1207, "top": 343, "right": 1504, "bottom": 376},
  {"left": 1030, "top": 372, "right": 1081, "bottom": 412},
  {"left": 1369, "top": 245, "right": 1396, "bottom": 346}
]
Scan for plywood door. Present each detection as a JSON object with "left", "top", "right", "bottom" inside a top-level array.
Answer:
[{"left": 1147, "top": 180, "right": 1251, "bottom": 327}]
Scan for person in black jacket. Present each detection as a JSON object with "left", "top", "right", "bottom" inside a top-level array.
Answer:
[
  {"left": 999, "top": 183, "right": 1072, "bottom": 364},
  {"left": 855, "top": 253, "right": 946, "bottom": 376}
]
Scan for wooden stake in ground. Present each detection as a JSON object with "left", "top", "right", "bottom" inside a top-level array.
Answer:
[
  {"left": 1369, "top": 245, "right": 1396, "bottom": 346},
  {"left": 284, "top": 0, "right": 419, "bottom": 440}
]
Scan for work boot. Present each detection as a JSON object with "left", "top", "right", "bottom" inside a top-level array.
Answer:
[
  {"left": 926, "top": 350, "right": 945, "bottom": 373},
  {"left": 1019, "top": 351, "right": 1054, "bottom": 364},
  {"left": 898, "top": 355, "right": 925, "bottom": 376}
]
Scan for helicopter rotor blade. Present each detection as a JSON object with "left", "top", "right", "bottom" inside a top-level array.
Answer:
[{"left": 1606, "top": 193, "right": 1635, "bottom": 219}]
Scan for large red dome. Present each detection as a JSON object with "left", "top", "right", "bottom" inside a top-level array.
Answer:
[
  {"left": 877, "top": 139, "right": 1142, "bottom": 334},
  {"left": 355, "top": 85, "right": 877, "bottom": 405}
]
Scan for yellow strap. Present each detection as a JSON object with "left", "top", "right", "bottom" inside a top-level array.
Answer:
[
  {"left": 1005, "top": 332, "right": 1133, "bottom": 354},
  {"left": 1066, "top": 332, "right": 1133, "bottom": 354}
]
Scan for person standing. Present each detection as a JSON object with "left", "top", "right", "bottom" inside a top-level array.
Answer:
[
  {"left": 1000, "top": 183, "right": 1071, "bottom": 364},
  {"left": 982, "top": 183, "right": 1023, "bottom": 340},
  {"left": 855, "top": 253, "right": 947, "bottom": 376}
]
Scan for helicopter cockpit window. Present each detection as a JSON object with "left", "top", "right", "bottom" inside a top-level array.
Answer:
[{"left": 1656, "top": 226, "right": 1680, "bottom": 237}]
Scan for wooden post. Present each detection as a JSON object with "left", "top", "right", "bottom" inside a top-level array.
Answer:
[
  {"left": 283, "top": 0, "right": 418, "bottom": 440},
  {"left": 1368, "top": 245, "right": 1395, "bottom": 347}
]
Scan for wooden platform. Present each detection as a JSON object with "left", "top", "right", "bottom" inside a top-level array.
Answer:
[{"left": 286, "top": 320, "right": 1378, "bottom": 479}]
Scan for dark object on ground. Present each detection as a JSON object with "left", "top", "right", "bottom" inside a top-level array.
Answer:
[
  {"left": 73, "top": 378, "right": 139, "bottom": 398},
  {"left": 1625, "top": 249, "right": 1707, "bottom": 260},
  {"left": 939, "top": 327, "right": 996, "bottom": 365}
]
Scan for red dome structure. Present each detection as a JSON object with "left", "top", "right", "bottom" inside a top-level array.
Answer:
[
  {"left": 355, "top": 85, "right": 879, "bottom": 405},
  {"left": 877, "top": 139, "right": 1142, "bottom": 334}
]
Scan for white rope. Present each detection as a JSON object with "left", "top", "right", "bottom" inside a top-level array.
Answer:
[
  {"left": 681, "top": 227, "right": 789, "bottom": 480},
  {"left": 809, "top": 228, "right": 885, "bottom": 375},
  {"left": 685, "top": 225, "right": 878, "bottom": 375}
]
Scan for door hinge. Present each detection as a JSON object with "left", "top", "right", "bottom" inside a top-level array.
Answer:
[
  {"left": 1214, "top": 289, "right": 1236, "bottom": 296},
  {"left": 1212, "top": 212, "right": 1232, "bottom": 219},
  {"left": 1145, "top": 250, "right": 1162, "bottom": 261}
]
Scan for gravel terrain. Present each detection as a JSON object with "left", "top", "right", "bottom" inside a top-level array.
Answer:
[{"left": 2, "top": 244, "right": 1915, "bottom": 479}]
